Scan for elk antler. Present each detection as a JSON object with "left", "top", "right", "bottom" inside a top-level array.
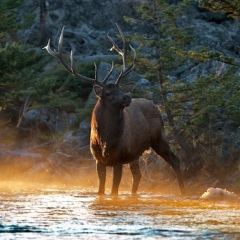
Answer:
[
  {"left": 43, "top": 27, "right": 114, "bottom": 86},
  {"left": 107, "top": 23, "right": 136, "bottom": 84}
]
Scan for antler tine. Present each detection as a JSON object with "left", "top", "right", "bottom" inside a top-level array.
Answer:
[
  {"left": 107, "top": 23, "right": 136, "bottom": 84},
  {"left": 115, "top": 23, "right": 127, "bottom": 71},
  {"left": 94, "top": 62, "right": 98, "bottom": 81},
  {"left": 103, "top": 61, "right": 115, "bottom": 83},
  {"left": 115, "top": 44, "right": 136, "bottom": 84},
  {"left": 43, "top": 28, "right": 72, "bottom": 75},
  {"left": 58, "top": 26, "right": 64, "bottom": 54},
  {"left": 122, "top": 44, "right": 136, "bottom": 77},
  {"left": 43, "top": 26, "right": 98, "bottom": 85}
]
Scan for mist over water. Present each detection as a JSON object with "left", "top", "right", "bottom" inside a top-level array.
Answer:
[
  {"left": 0, "top": 151, "right": 239, "bottom": 239},
  {"left": 0, "top": 181, "right": 239, "bottom": 240}
]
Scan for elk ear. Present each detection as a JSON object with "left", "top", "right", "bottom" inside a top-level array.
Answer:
[
  {"left": 93, "top": 85, "right": 103, "bottom": 98},
  {"left": 120, "top": 82, "right": 135, "bottom": 93}
]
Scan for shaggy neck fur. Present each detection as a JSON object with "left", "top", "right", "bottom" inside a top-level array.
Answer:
[{"left": 92, "top": 101, "right": 125, "bottom": 150}]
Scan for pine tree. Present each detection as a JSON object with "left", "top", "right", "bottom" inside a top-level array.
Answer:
[
  {"left": 126, "top": 0, "right": 240, "bottom": 173},
  {"left": 0, "top": 0, "right": 45, "bottom": 111},
  {"left": 0, "top": 0, "right": 92, "bottom": 116},
  {"left": 125, "top": 0, "right": 195, "bottom": 159},
  {"left": 199, "top": 0, "right": 240, "bottom": 19},
  {"left": 0, "top": 0, "right": 25, "bottom": 43}
]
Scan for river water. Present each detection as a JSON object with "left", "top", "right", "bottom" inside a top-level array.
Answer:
[{"left": 0, "top": 183, "right": 239, "bottom": 240}]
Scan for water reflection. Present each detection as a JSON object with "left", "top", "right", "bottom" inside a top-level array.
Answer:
[{"left": 0, "top": 186, "right": 239, "bottom": 239}]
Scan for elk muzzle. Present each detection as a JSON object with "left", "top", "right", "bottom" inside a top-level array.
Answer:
[{"left": 122, "top": 94, "right": 132, "bottom": 107}]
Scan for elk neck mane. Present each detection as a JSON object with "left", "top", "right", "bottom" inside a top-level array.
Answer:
[{"left": 92, "top": 100, "right": 125, "bottom": 148}]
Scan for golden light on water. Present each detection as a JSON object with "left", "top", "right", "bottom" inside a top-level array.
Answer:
[
  {"left": 0, "top": 179, "right": 239, "bottom": 239},
  {"left": 0, "top": 151, "right": 239, "bottom": 239}
]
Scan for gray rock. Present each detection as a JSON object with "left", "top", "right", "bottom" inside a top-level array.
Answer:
[
  {"left": 18, "top": 107, "right": 77, "bottom": 133},
  {"left": 97, "top": 62, "right": 121, "bottom": 83},
  {"left": 135, "top": 78, "right": 151, "bottom": 90}
]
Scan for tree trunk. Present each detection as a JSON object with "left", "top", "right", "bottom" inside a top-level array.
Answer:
[
  {"left": 152, "top": 0, "right": 194, "bottom": 161},
  {"left": 157, "top": 64, "right": 194, "bottom": 160},
  {"left": 39, "top": 0, "right": 51, "bottom": 45}
]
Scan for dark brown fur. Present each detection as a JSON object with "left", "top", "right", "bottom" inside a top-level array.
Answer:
[
  {"left": 44, "top": 25, "right": 185, "bottom": 196},
  {"left": 90, "top": 83, "right": 185, "bottom": 195}
]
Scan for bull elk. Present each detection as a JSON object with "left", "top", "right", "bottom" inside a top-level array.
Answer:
[{"left": 43, "top": 24, "right": 185, "bottom": 195}]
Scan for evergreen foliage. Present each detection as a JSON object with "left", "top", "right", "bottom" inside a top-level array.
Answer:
[
  {"left": 0, "top": 0, "right": 23, "bottom": 42},
  {"left": 0, "top": 43, "right": 45, "bottom": 109},
  {"left": 24, "top": 62, "right": 94, "bottom": 111},
  {"left": 125, "top": 0, "right": 240, "bottom": 176},
  {"left": 0, "top": 0, "right": 93, "bottom": 117},
  {"left": 0, "top": 0, "right": 40, "bottom": 111},
  {"left": 0, "top": 0, "right": 33, "bottom": 43},
  {"left": 125, "top": 0, "right": 196, "bottom": 156},
  {"left": 199, "top": 0, "right": 240, "bottom": 19}
]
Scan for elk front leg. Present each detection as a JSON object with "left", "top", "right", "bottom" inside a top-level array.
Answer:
[
  {"left": 97, "top": 161, "right": 106, "bottom": 195},
  {"left": 111, "top": 163, "right": 123, "bottom": 195},
  {"left": 130, "top": 161, "right": 142, "bottom": 195}
]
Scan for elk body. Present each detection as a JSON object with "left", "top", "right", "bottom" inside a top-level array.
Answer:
[{"left": 44, "top": 24, "right": 185, "bottom": 195}]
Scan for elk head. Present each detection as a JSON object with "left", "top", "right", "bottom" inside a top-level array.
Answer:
[{"left": 43, "top": 24, "right": 136, "bottom": 108}]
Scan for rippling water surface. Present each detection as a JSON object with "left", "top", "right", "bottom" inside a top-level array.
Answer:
[{"left": 0, "top": 184, "right": 240, "bottom": 239}]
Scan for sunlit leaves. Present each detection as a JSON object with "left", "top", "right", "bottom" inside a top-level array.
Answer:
[
  {"left": 199, "top": 0, "right": 240, "bottom": 19},
  {"left": 176, "top": 48, "right": 239, "bottom": 66}
]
